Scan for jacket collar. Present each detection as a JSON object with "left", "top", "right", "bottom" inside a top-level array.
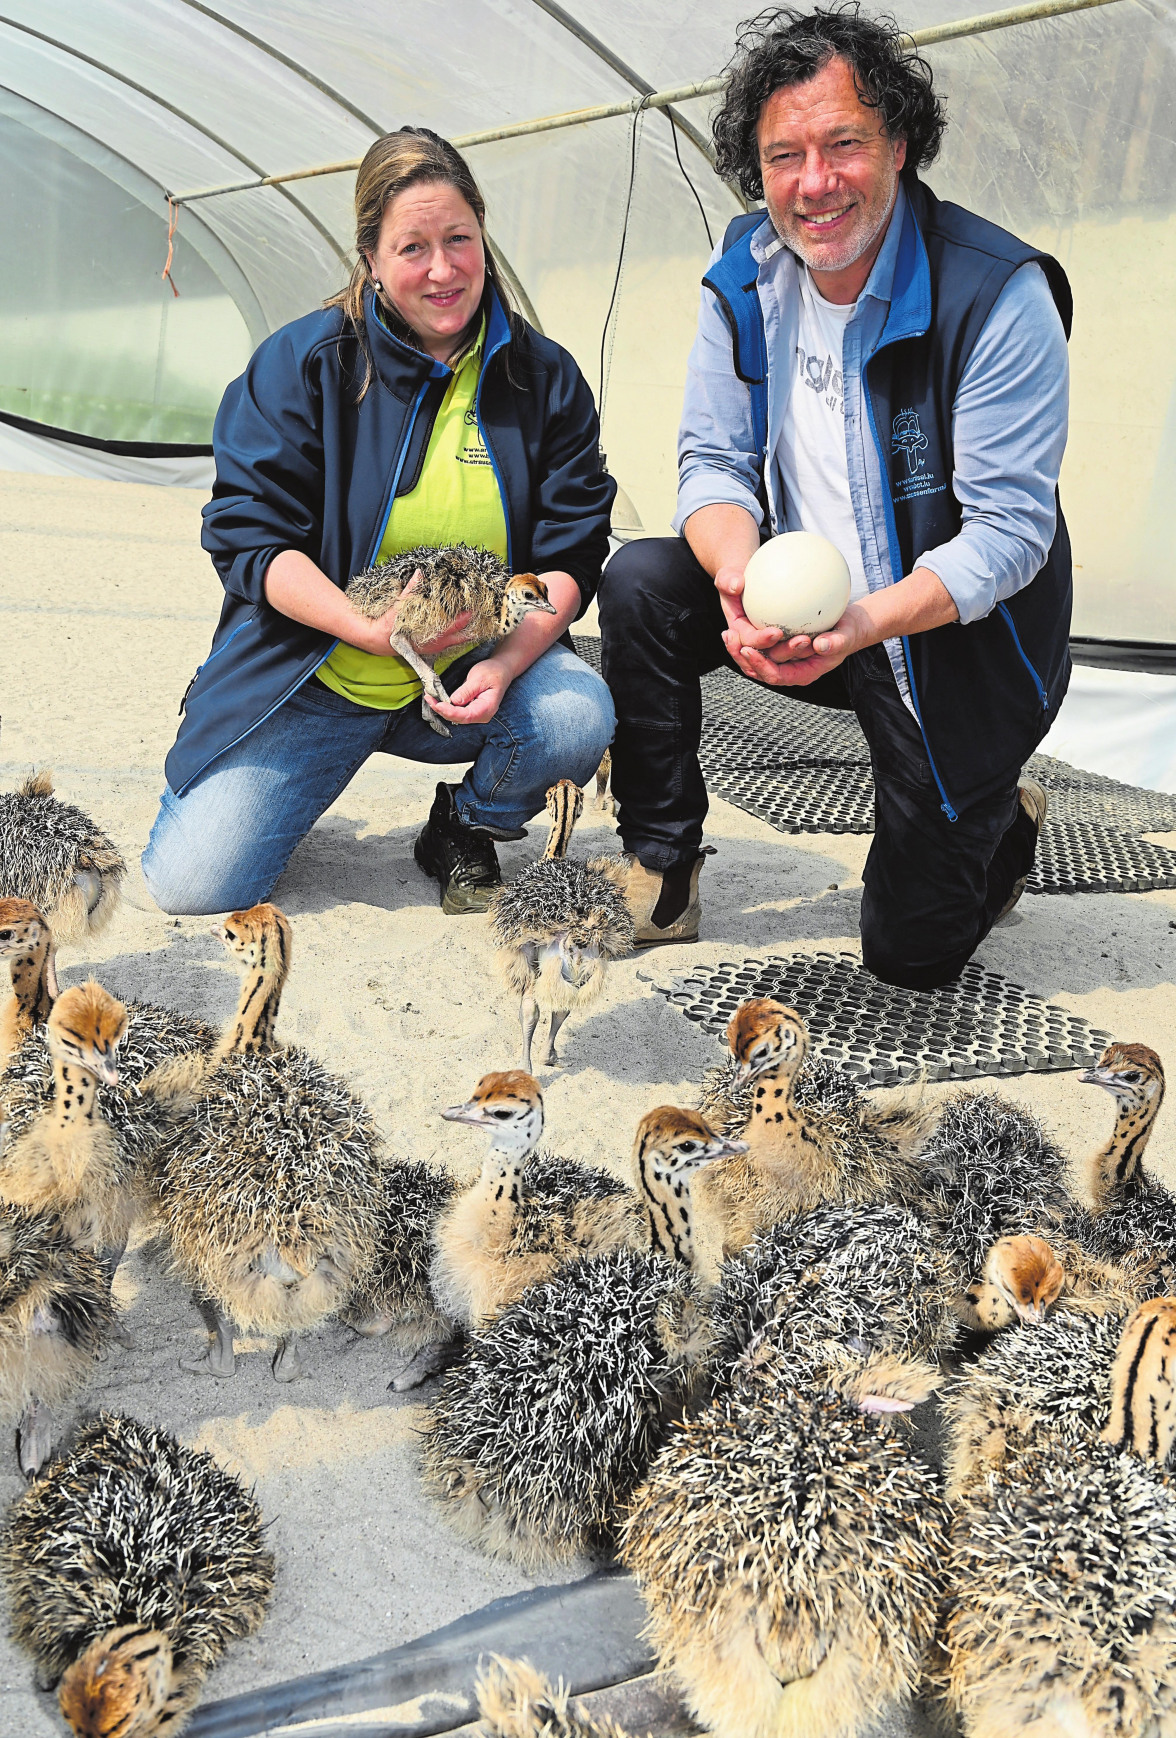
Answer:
[{"left": 363, "top": 282, "right": 513, "bottom": 395}]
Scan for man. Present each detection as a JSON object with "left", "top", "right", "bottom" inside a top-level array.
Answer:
[{"left": 598, "top": 5, "right": 1071, "bottom": 990}]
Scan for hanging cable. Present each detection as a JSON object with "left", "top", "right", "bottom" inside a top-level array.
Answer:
[
  {"left": 666, "top": 111, "right": 714, "bottom": 250},
  {"left": 598, "top": 93, "right": 650, "bottom": 419},
  {"left": 161, "top": 197, "right": 181, "bottom": 297}
]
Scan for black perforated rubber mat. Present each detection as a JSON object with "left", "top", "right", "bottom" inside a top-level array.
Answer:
[
  {"left": 653, "top": 951, "right": 1113, "bottom": 1086},
  {"left": 1029, "top": 816, "right": 1176, "bottom": 894}
]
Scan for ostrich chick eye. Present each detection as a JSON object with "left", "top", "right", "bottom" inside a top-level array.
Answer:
[{"left": 491, "top": 1107, "right": 514, "bottom": 1120}]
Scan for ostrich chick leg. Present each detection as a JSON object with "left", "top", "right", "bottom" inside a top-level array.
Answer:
[
  {"left": 181, "top": 1301, "right": 237, "bottom": 1378},
  {"left": 17, "top": 1397, "right": 54, "bottom": 1477},
  {"left": 520, "top": 991, "right": 541, "bottom": 1074},
  {"left": 272, "top": 1336, "right": 302, "bottom": 1382},
  {"left": 543, "top": 1008, "right": 571, "bottom": 1067},
  {"left": 389, "top": 633, "right": 453, "bottom": 738},
  {"left": 389, "top": 1332, "right": 466, "bottom": 1392}
]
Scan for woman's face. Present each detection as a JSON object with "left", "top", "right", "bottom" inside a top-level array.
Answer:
[{"left": 367, "top": 181, "right": 486, "bottom": 362}]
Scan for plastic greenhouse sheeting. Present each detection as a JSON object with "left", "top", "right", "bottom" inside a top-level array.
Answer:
[{"left": 1, "top": 0, "right": 1174, "bottom": 644}]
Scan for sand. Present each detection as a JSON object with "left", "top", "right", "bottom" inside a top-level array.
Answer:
[{"left": 1, "top": 468, "right": 1175, "bottom": 1734}]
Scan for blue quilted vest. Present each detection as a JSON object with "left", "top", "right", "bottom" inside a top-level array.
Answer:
[{"left": 702, "top": 176, "right": 1073, "bottom": 816}]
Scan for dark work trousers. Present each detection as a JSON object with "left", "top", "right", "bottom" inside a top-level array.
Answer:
[{"left": 597, "top": 536, "right": 1039, "bottom": 992}]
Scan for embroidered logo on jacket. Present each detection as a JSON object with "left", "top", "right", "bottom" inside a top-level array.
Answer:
[
  {"left": 890, "top": 407, "right": 946, "bottom": 505},
  {"left": 891, "top": 409, "right": 929, "bottom": 474}
]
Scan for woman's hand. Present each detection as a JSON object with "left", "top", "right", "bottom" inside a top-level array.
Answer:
[{"left": 426, "top": 654, "right": 510, "bottom": 726}]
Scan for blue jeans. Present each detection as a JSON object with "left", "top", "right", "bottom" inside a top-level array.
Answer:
[{"left": 142, "top": 643, "right": 614, "bottom": 915}]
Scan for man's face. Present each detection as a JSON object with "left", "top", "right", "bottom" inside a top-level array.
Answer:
[{"left": 756, "top": 55, "right": 906, "bottom": 280}]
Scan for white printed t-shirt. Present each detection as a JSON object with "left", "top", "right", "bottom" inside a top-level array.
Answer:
[{"left": 773, "top": 267, "right": 868, "bottom": 603}]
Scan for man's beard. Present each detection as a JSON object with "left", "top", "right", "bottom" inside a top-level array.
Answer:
[{"left": 775, "top": 161, "right": 899, "bottom": 277}]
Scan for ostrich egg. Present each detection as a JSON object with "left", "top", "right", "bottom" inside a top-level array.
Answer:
[{"left": 741, "top": 533, "right": 851, "bottom": 636}]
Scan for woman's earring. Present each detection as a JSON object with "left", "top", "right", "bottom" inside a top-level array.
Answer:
[{"left": 372, "top": 278, "right": 382, "bottom": 290}]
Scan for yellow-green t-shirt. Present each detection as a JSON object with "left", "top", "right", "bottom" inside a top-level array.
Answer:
[{"left": 318, "top": 318, "right": 508, "bottom": 710}]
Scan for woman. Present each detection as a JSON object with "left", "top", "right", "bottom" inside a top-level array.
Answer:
[{"left": 142, "top": 128, "right": 615, "bottom": 917}]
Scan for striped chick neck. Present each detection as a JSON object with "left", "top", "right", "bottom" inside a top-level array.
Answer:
[
  {"left": 541, "top": 780, "right": 584, "bottom": 861},
  {"left": 0, "top": 899, "right": 53, "bottom": 1027},
  {"left": 1081, "top": 1043, "right": 1165, "bottom": 1206},
  {"left": 634, "top": 1106, "right": 747, "bottom": 1266},
  {"left": 214, "top": 903, "right": 292, "bottom": 1059},
  {"left": 1103, "top": 1297, "right": 1176, "bottom": 1466}
]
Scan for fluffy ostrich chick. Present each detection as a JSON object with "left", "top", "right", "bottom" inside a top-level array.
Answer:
[
  {"left": 696, "top": 1000, "right": 918, "bottom": 1258},
  {"left": 345, "top": 544, "right": 555, "bottom": 736},
  {"left": 153, "top": 904, "right": 384, "bottom": 1381},
  {"left": 0, "top": 771, "right": 125, "bottom": 968},
  {"left": 490, "top": 781, "right": 634, "bottom": 1071},
  {"left": 1, "top": 1412, "right": 273, "bottom": 1735},
  {"left": 621, "top": 1337, "right": 950, "bottom": 1738},
  {"left": 0, "top": 983, "right": 140, "bottom": 1260},
  {"left": 420, "top": 1107, "right": 745, "bottom": 1567},
  {"left": 0, "top": 1203, "right": 116, "bottom": 1476},
  {"left": 1080, "top": 1041, "right": 1176, "bottom": 1289},
  {"left": 941, "top": 1300, "right": 1176, "bottom": 1738},
  {"left": 475, "top": 1657, "right": 633, "bottom": 1738}
]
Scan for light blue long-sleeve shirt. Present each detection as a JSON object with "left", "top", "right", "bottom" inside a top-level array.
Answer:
[{"left": 674, "top": 184, "right": 1069, "bottom": 659}]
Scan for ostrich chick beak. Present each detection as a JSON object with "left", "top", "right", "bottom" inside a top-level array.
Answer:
[{"left": 441, "top": 1100, "right": 494, "bottom": 1128}]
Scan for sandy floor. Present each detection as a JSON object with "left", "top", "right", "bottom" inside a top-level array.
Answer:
[{"left": 2, "top": 469, "right": 1175, "bottom": 1733}]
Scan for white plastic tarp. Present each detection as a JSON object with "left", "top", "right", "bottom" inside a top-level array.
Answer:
[{"left": 0, "top": 0, "right": 1173, "bottom": 647}]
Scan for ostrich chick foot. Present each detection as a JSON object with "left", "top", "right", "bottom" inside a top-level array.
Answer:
[
  {"left": 389, "top": 1334, "right": 465, "bottom": 1391},
  {"left": 17, "top": 1398, "right": 54, "bottom": 1477},
  {"left": 181, "top": 1308, "right": 237, "bottom": 1378},
  {"left": 272, "top": 1336, "right": 303, "bottom": 1382},
  {"left": 542, "top": 1008, "right": 571, "bottom": 1068}
]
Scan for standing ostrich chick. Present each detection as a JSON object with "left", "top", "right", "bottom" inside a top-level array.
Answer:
[
  {"left": 1, "top": 1411, "right": 274, "bottom": 1735},
  {"left": 491, "top": 781, "right": 635, "bottom": 1071},
  {"left": 0, "top": 771, "right": 125, "bottom": 985},
  {"left": 344, "top": 544, "right": 555, "bottom": 737},
  {"left": 153, "top": 904, "right": 385, "bottom": 1381}
]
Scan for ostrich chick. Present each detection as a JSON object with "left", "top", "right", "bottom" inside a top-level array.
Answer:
[
  {"left": 421, "top": 1107, "right": 746, "bottom": 1567},
  {"left": 491, "top": 781, "right": 635, "bottom": 1071},
  {"left": 0, "top": 771, "right": 125, "bottom": 976},
  {"left": 0, "top": 898, "right": 53, "bottom": 1066},
  {"left": 959, "top": 1233, "right": 1066, "bottom": 1331},
  {"left": 475, "top": 1657, "right": 633, "bottom": 1738},
  {"left": 941, "top": 1301, "right": 1176, "bottom": 1738},
  {"left": 697, "top": 1000, "right": 917, "bottom": 1258},
  {"left": 0, "top": 984, "right": 139, "bottom": 1262},
  {"left": 1080, "top": 1041, "right": 1176, "bottom": 1287},
  {"left": 153, "top": 903, "right": 384, "bottom": 1381},
  {"left": 0, "top": 1203, "right": 116, "bottom": 1476},
  {"left": 621, "top": 1337, "right": 950, "bottom": 1738},
  {"left": 345, "top": 544, "right": 556, "bottom": 737},
  {"left": 430, "top": 1069, "right": 642, "bottom": 1333},
  {"left": 1, "top": 1411, "right": 274, "bottom": 1734}
]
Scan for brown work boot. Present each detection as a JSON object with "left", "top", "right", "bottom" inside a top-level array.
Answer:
[
  {"left": 620, "top": 850, "right": 712, "bottom": 946},
  {"left": 995, "top": 778, "right": 1047, "bottom": 922}
]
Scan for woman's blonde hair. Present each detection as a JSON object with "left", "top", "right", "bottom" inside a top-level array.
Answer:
[{"left": 326, "top": 127, "right": 516, "bottom": 398}]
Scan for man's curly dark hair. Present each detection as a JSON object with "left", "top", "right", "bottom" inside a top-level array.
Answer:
[{"left": 713, "top": 4, "right": 947, "bottom": 200}]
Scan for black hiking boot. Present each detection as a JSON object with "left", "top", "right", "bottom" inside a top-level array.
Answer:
[{"left": 414, "top": 782, "right": 503, "bottom": 915}]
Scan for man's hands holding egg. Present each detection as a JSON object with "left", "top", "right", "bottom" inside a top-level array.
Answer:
[
  {"left": 715, "top": 532, "right": 860, "bottom": 686},
  {"left": 717, "top": 569, "right": 866, "bottom": 686}
]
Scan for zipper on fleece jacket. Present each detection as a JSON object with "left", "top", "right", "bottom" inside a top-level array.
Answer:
[
  {"left": 997, "top": 603, "right": 1049, "bottom": 711},
  {"left": 861, "top": 362, "right": 959, "bottom": 822}
]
